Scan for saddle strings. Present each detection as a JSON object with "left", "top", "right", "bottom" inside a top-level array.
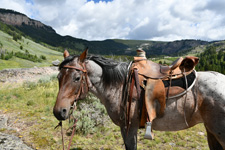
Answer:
[
  {"left": 183, "top": 69, "right": 189, "bottom": 127},
  {"left": 166, "top": 71, "right": 173, "bottom": 101}
]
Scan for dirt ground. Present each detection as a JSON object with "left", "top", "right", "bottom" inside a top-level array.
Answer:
[{"left": 0, "top": 66, "right": 59, "bottom": 89}]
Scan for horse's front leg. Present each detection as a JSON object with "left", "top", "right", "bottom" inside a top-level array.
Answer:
[
  {"left": 120, "top": 125, "right": 138, "bottom": 150},
  {"left": 120, "top": 98, "right": 139, "bottom": 150}
]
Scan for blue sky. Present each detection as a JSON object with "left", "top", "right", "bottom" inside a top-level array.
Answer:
[{"left": 1, "top": 0, "right": 225, "bottom": 41}]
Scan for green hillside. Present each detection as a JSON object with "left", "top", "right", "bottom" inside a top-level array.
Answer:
[{"left": 0, "top": 30, "right": 63, "bottom": 70}]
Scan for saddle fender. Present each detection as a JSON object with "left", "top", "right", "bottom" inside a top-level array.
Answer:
[{"left": 145, "top": 79, "right": 166, "bottom": 122}]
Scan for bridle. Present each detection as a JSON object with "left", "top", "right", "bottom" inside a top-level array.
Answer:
[
  {"left": 55, "top": 62, "right": 89, "bottom": 150},
  {"left": 63, "top": 63, "right": 89, "bottom": 100}
]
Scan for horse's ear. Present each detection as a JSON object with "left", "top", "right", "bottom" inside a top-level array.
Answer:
[
  {"left": 79, "top": 47, "right": 88, "bottom": 63},
  {"left": 64, "top": 50, "right": 70, "bottom": 58}
]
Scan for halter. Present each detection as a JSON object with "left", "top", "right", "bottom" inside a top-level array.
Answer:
[{"left": 55, "top": 62, "right": 89, "bottom": 150}]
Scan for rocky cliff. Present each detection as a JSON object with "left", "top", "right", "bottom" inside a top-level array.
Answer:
[{"left": 0, "top": 9, "right": 55, "bottom": 33}]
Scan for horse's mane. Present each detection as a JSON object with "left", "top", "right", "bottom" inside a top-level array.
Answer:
[
  {"left": 59, "top": 55, "right": 129, "bottom": 87},
  {"left": 89, "top": 56, "right": 128, "bottom": 87}
]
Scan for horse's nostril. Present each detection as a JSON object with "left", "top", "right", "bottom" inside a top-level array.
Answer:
[
  {"left": 53, "top": 107, "right": 69, "bottom": 120},
  {"left": 62, "top": 108, "right": 67, "bottom": 113}
]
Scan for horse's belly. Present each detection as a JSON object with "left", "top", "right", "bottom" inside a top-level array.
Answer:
[{"left": 152, "top": 91, "right": 203, "bottom": 131}]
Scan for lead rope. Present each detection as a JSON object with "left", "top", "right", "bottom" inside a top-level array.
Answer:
[
  {"left": 55, "top": 122, "right": 65, "bottom": 150},
  {"left": 67, "top": 101, "right": 77, "bottom": 150},
  {"left": 55, "top": 102, "right": 77, "bottom": 150}
]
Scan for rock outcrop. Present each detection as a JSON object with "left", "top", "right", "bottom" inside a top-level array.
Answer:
[
  {"left": 0, "top": 8, "right": 55, "bottom": 33},
  {"left": 0, "top": 115, "right": 33, "bottom": 150}
]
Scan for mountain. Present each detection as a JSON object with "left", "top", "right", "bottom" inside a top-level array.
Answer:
[
  {"left": 0, "top": 9, "right": 54, "bottom": 33},
  {"left": 0, "top": 8, "right": 129, "bottom": 55},
  {"left": 0, "top": 8, "right": 217, "bottom": 56}
]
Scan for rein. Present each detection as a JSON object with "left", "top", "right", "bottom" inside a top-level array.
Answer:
[{"left": 55, "top": 62, "right": 89, "bottom": 150}]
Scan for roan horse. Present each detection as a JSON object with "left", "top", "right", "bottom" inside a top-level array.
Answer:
[{"left": 53, "top": 49, "right": 225, "bottom": 150}]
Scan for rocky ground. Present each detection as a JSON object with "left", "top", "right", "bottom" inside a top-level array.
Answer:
[
  {"left": 0, "top": 66, "right": 59, "bottom": 89},
  {"left": 0, "top": 67, "right": 59, "bottom": 150},
  {"left": 0, "top": 114, "right": 33, "bottom": 150}
]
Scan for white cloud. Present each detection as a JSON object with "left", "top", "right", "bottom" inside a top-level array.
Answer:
[{"left": 1, "top": 0, "right": 225, "bottom": 41}]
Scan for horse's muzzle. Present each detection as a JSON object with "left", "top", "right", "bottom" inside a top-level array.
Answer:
[{"left": 53, "top": 107, "right": 69, "bottom": 121}]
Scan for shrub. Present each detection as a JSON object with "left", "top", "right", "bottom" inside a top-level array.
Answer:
[
  {"left": 38, "top": 77, "right": 51, "bottom": 85},
  {"left": 72, "top": 94, "right": 109, "bottom": 134},
  {"left": 23, "top": 81, "right": 37, "bottom": 90},
  {"left": 12, "top": 32, "right": 22, "bottom": 41},
  {"left": 0, "top": 50, "right": 13, "bottom": 60},
  {"left": 14, "top": 51, "right": 42, "bottom": 62},
  {"left": 0, "top": 41, "right": 3, "bottom": 48},
  {"left": 40, "top": 55, "right": 46, "bottom": 60}
]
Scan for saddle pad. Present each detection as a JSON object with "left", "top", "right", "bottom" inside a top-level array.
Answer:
[{"left": 162, "top": 71, "right": 196, "bottom": 89}]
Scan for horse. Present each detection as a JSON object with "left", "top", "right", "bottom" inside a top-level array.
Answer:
[{"left": 53, "top": 49, "right": 225, "bottom": 150}]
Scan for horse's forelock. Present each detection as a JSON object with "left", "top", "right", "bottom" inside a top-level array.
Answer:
[{"left": 59, "top": 55, "right": 77, "bottom": 70}]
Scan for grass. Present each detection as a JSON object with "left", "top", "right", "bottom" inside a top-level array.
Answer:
[
  {"left": 0, "top": 77, "right": 209, "bottom": 150},
  {"left": 0, "top": 30, "right": 63, "bottom": 70}
]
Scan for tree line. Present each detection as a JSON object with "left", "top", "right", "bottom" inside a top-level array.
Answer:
[{"left": 196, "top": 46, "right": 225, "bottom": 74}]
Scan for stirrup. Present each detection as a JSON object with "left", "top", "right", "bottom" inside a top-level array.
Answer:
[{"left": 144, "top": 122, "right": 154, "bottom": 140}]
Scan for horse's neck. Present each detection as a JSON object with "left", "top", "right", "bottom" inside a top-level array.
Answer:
[{"left": 86, "top": 60, "right": 123, "bottom": 125}]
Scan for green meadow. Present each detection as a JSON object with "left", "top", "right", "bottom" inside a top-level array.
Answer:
[{"left": 0, "top": 76, "right": 209, "bottom": 150}]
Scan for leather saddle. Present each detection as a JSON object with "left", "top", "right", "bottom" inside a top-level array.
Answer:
[
  {"left": 129, "top": 56, "right": 199, "bottom": 129},
  {"left": 133, "top": 56, "right": 199, "bottom": 79}
]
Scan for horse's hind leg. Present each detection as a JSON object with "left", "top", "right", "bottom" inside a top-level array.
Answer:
[
  {"left": 205, "top": 127, "right": 223, "bottom": 150},
  {"left": 199, "top": 96, "right": 225, "bottom": 149}
]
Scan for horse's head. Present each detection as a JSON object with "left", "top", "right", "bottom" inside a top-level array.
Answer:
[{"left": 53, "top": 49, "right": 89, "bottom": 121}]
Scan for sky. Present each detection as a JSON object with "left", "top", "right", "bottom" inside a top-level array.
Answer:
[{"left": 0, "top": 0, "right": 225, "bottom": 41}]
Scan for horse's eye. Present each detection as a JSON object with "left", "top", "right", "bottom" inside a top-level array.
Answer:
[{"left": 74, "top": 76, "right": 81, "bottom": 82}]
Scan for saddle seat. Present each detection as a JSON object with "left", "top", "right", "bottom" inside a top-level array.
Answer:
[
  {"left": 160, "top": 57, "right": 183, "bottom": 74},
  {"left": 133, "top": 56, "right": 199, "bottom": 82}
]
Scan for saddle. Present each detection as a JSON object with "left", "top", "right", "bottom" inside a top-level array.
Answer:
[
  {"left": 133, "top": 56, "right": 199, "bottom": 80},
  {"left": 125, "top": 54, "right": 199, "bottom": 139}
]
